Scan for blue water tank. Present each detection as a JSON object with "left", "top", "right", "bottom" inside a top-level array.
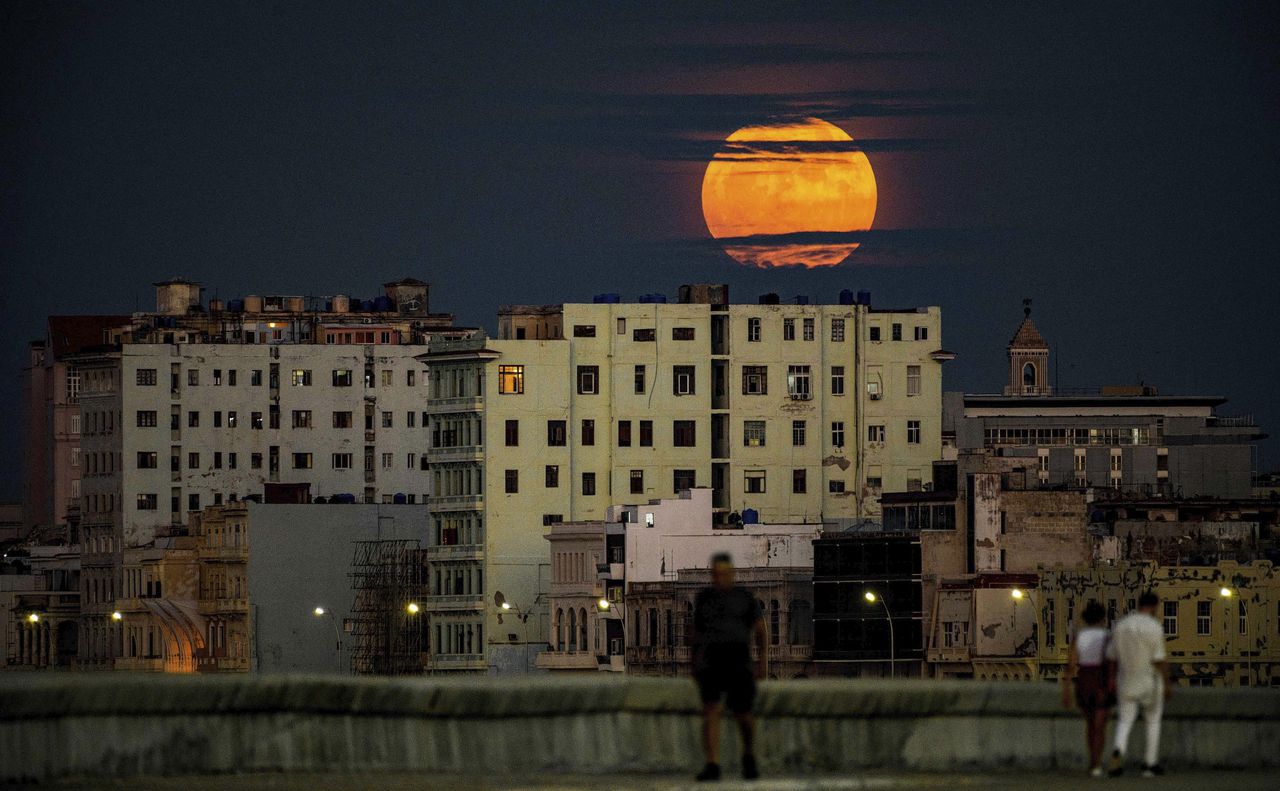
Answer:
[
  {"left": 857, "top": 290, "right": 872, "bottom": 306},
  {"left": 392, "top": 493, "right": 407, "bottom": 504},
  {"left": 638, "top": 293, "right": 668, "bottom": 304},
  {"left": 592, "top": 293, "right": 622, "bottom": 304},
  {"left": 227, "top": 299, "right": 245, "bottom": 312},
  {"left": 795, "top": 295, "right": 810, "bottom": 305},
  {"left": 333, "top": 493, "right": 356, "bottom": 504},
  {"left": 741, "top": 508, "right": 759, "bottom": 525},
  {"left": 373, "top": 296, "right": 394, "bottom": 312},
  {"left": 838, "top": 289, "right": 855, "bottom": 306},
  {"left": 359, "top": 300, "right": 375, "bottom": 312}
]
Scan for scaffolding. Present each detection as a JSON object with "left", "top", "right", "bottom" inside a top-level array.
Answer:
[{"left": 349, "top": 539, "right": 427, "bottom": 675}]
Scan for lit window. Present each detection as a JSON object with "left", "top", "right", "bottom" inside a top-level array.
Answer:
[
  {"left": 745, "top": 470, "right": 766, "bottom": 494},
  {"left": 907, "top": 365, "right": 921, "bottom": 397},
  {"left": 498, "top": 365, "right": 525, "bottom": 394},
  {"left": 744, "top": 420, "right": 766, "bottom": 447}
]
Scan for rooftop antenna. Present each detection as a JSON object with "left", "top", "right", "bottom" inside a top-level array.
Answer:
[{"left": 1023, "top": 297, "right": 1032, "bottom": 318}]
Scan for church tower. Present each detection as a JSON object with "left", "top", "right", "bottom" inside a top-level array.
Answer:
[{"left": 1004, "top": 299, "right": 1051, "bottom": 396}]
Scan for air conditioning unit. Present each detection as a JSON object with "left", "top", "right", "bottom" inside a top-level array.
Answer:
[{"left": 610, "top": 638, "right": 623, "bottom": 655}]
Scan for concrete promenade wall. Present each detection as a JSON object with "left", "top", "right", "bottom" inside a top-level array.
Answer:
[{"left": 2, "top": 674, "right": 1278, "bottom": 781}]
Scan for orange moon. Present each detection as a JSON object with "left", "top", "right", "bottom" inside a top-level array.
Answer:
[{"left": 701, "top": 117, "right": 877, "bottom": 268}]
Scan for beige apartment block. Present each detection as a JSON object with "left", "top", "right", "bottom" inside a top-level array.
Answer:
[{"left": 419, "top": 287, "right": 948, "bottom": 673}]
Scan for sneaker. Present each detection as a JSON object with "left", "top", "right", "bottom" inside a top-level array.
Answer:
[
  {"left": 1107, "top": 750, "right": 1124, "bottom": 777},
  {"left": 696, "top": 762, "right": 721, "bottom": 782},
  {"left": 1090, "top": 767, "right": 1104, "bottom": 778},
  {"left": 1142, "top": 764, "right": 1165, "bottom": 778},
  {"left": 742, "top": 753, "right": 759, "bottom": 781}
]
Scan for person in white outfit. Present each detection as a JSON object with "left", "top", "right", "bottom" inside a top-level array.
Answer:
[{"left": 1106, "top": 591, "right": 1171, "bottom": 777}]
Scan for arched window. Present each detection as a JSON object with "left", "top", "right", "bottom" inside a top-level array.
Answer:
[
  {"left": 554, "top": 608, "right": 563, "bottom": 651},
  {"left": 579, "top": 607, "right": 588, "bottom": 653},
  {"left": 769, "top": 600, "right": 781, "bottom": 646},
  {"left": 568, "top": 608, "right": 578, "bottom": 652},
  {"left": 1022, "top": 362, "right": 1036, "bottom": 387}
]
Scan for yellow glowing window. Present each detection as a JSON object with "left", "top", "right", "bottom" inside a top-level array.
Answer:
[{"left": 498, "top": 365, "right": 525, "bottom": 394}]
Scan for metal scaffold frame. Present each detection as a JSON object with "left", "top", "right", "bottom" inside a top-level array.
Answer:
[{"left": 348, "top": 538, "right": 427, "bottom": 675}]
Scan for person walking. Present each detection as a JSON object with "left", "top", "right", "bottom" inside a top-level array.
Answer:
[
  {"left": 1106, "top": 591, "right": 1171, "bottom": 777},
  {"left": 1061, "top": 601, "right": 1113, "bottom": 776},
  {"left": 691, "top": 553, "right": 768, "bottom": 782}
]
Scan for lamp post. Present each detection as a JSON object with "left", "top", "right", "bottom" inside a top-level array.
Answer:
[
  {"left": 313, "top": 606, "right": 345, "bottom": 673},
  {"left": 500, "top": 600, "right": 533, "bottom": 672},
  {"left": 864, "top": 591, "right": 895, "bottom": 679},
  {"left": 1010, "top": 588, "right": 1044, "bottom": 681},
  {"left": 1219, "top": 586, "right": 1251, "bottom": 685}
]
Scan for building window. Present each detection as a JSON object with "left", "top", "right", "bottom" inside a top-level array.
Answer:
[
  {"left": 674, "top": 469, "right": 696, "bottom": 492},
  {"left": 869, "top": 325, "right": 881, "bottom": 342},
  {"left": 188, "top": 412, "right": 200, "bottom": 428},
  {"left": 406, "top": 370, "right": 415, "bottom": 386},
  {"left": 673, "top": 420, "right": 696, "bottom": 447},
  {"left": 630, "top": 469, "right": 644, "bottom": 494},
  {"left": 332, "top": 369, "right": 353, "bottom": 387},
  {"left": 1163, "top": 601, "right": 1178, "bottom": 636},
  {"left": 572, "top": 324, "right": 596, "bottom": 337},
  {"left": 634, "top": 365, "right": 646, "bottom": 394},
  {"left": 783, "top": 318, "right": 795, "bottom": 341},
  {"left": 831, "top": 318, "right": 845, "bottom": 342},
  {"left": 672, "top": 327, "right": 695, "bottom": 341},
  {"left": 907, "top": 365, "right": 921, "bottom": 396},
  {"left": 545, "top": 465, "right": 559, "bottom": 488},
  {"left": 633, "top": 328, "right": 656, "bottom": 342},
  {"left": 137, "top": 411, "right": 157, "bottom": 428},
  {"left": 792, "top": 420, "right": 806, "bottom": 447},
  {"left": 829, "top": 480, "right": 846, "bottom": 493},
  {"left": 251, "top": 411, "right": 263, "bottom": 430},
  {"left": 742, "top": 365, "right": 768, "bottom": 395},
  {"left": 188, "top": 369, "right": 200, "bottom": 386},
  {"left": 381, "top": 370, "right": 393, "bottom": 387},
  {"left": 504, "top": 419, "right": 519, "bottom": 446},
  {"left": 330, "top": 411, "right": 351, "bottom": 429},
  {"left": 137, "top": 452, "right": 157, "bottom": 469},
  {"left": 792, "top": 469, "right": 806, "bottom": 494},
  {"left": 744, "top": 420, "right": 766, "bottom": 447},
  {"left": 891, "top": 323, "right": 902, "bottom": 341},
  {"left": 292, "top": 453, "right": 313, "bottom": 469},
  {"left": 786, "top": 365, "right": 811, "bottom": 399},
  {"left": 747, "top": 317, "right": 761, "bottom": 342},
  {"left": 673, "top": 365, "right": 695, "bottom": 395},
  {"left": 291, "top": 369, "right": 311, "bottom": 386},
  {"left": 639, "top": 420, "right": 653, "bottom": 447},
  {"left": 228, "top": 411, "right": 238, "bottom": 428},
  {"left": 136, "top": 369, "right": 157, "bottom": 386},
  {"left": 831, "top": 366, "right": 845, "bottom": 395},
  {"left": 547, "top": 420, "right": 567, "bottom": 446},
  {"left": 907, "top": 420, "right": 921, "bottom": 444},
  {"left": 1239, "top": 600, "right": 1247, "bottom": 636},
  {"left": 251, "top": 453, "right": 262, "bottom": 469},
  {"left": 292, "top": 410, "right": 312, "bottom": 429},
  {"left": 137, "top": 494, "right": 157, "bottom": 511},
  {"left": 802, "top": 317, "right": 815, "bottom": 341},
  {"left": 582, "top": 472, "right": 596, "bottom": 496},
  {"left": 577, "top": 365, "right": 599, "bottom": 395},
  {"left": 1196, "top": 600, "right": 1211, "bottom": 636},
  {"left": 498, "top": 365, "right": 524, "bottom": 394},
  {"left": 831, "top": 421, "right": 845, "bottom": 447},
  {"left": 618, "top": 420, "right": 632, "bottom": 447},
  {"left": 581, "top": 419, "right": 595, "bottom": 446},
  {"left": 616, "top": 317, "right": 626, "bottom": 335},
  {"left": 505, "top": 470, "right": 519, "bottom": 494},
  {"left": 250, "top": 369, "right": 262, "bottom": 386},
  {"left": 381, "top": 452, "right": 393, "bottom": 469},
  {"left": 332, "top": 453, "right": 352, "bottom": 470},
  {"left": 914, "top": 326, "right": 928, "bottom": 341},
  {"left": 744, "top": 470, "right": 766, "bottom": 494}
]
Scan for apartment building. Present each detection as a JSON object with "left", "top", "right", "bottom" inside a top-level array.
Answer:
[
  {"left": 64, "top": 277, "right": 467, "bottom": 668},
  {"left": 418, "top": 285, "right": 947, "bottom": 673}
]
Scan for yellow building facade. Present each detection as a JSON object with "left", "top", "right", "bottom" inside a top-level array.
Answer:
[{"left": 419, "top": 291, "right": 948, "bottom": 672}]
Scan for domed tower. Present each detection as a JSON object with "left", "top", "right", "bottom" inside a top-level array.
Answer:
[{"left": 1004, "top": 299, "right": 1051, "bottom": 396}]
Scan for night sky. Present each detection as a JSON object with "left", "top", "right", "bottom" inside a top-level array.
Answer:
[{"left": 3, "top": 2, "right": 1278, "bottom": 500}]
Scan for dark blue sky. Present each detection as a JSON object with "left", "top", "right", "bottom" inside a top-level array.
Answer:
[{"left": 3, "top": 2, "right": 1278, "bottom": 500}]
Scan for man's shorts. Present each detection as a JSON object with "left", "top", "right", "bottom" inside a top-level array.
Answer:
[{"left": 694, "top": 643, "right": 756, "bottom": 714}]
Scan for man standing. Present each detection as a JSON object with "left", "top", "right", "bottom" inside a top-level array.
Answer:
[
  {"left": 691, "top": 553, "right": 768, "bottom": 782},
  {"left": 1106, "top": 591, "right": 1171, "bottom": 777}
]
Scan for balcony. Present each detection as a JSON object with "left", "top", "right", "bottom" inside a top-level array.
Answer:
[
  {"left": 426, "top": 544, "right": 485, "bottom": 560},
  {"left": 198, "top": 544, "right": 248, "bottom": 561},
  {"left": 425, "top": 594, "right": 486, "bottom": 612},
  {"left": 426, "top": 445, "right": 483, "bottom": 465},
  {"left": 429, "top": 653, "right": 487, "bottom": 671},
  {"left": 534, "top": 651, "right": 598, "bottom": 671},
  {"left": 431, "top": 494, "right": 484, "bottom": 511},
  {"left": 424, "top": 395, "right": 484, "bottom": 415},
  {"left": 769, "top": 644, "right": 814, "bottom": 664},
  {"left": 197, "top": 597, "right": 249, "bottom": 616}
]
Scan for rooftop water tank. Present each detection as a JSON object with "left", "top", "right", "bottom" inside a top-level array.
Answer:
[
  {"left": 795, "top": 295, "right": 809, "bottom": 305},
  {"left": 741, "top": 508, "right": 759, "bottom": 525},
  {"left": 638, "top": 293, "right": 668, "bottom": 304},
  {"left": 857, "top": 290, "right": 872, "bottom": 306},
  {"left": 359, "top": 300, "right": 375, "bottom": 312},
  {"left": 838, "top": 289, "right": 855, "bottom": 305},
  {"left": 758, "top": 293, "right": 780, "bottom": 305},
  {"left": 227, "top": 299, "right": 245, "bottom": 312},
  {"left": 244, "top": 295, "right": 263, "bottom": 312},
  {"left": 593, "top": 293, "right": 622, "bottom": 304},
  {"left": 284, "top": 296, "right": 305, "bottom": 312},
  {"left": 373, "top": 296, "right": 395, "bottom": 312},
  {"left": 392, "top": 493, "right": 407, "bottom": 504},
  {"left": 331, "top": 295, "right": 350, "bottom": 313}
]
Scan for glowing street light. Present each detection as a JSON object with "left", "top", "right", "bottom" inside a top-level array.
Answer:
[
  {"left": 1010, "top": 588, "right": 1025, "bottom": 600},
  {"left": 27, "top": 613, "right": 39, "bottom": 624},
  {"left": 501, "top": 601, "right": 511, "bottom": 610},
  {"left": 598, "top": 598, "right": 610, "bottom": 610},
  {"left": 110, "top": 611, "right": 123, "bottom": 621},
  {"left": 1219, "top": 587, "right": 1233, "bottom": 598},
  {"left": 406, "top": 602, "right": 421, "bottom": 615},
  {"left": 863, "top": 590, "right": 895, "bottom": 679},
  {"left": 864, "top": 591, "right": 877, "bottom": 603},
  {"left": 314, "top": 606, "right": 327, "bottom": 616}
]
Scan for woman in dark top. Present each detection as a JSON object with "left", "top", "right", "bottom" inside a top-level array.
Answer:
[{"left": 1062, "top": 600, "right": 1113, "bottom": 777}]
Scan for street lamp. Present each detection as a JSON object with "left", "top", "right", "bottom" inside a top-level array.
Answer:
[
  {"left": 598, "top": 598, "right": 610, "bottom": 611},
  {"left": 1010, "top": 588, "right": 1044, "bottom": 681},
  {"left": 863, "top": 591, "right": 895, "bottom": 679},
  {"left": 1219, "top": 586, "right": 1251, "bottom": 685},
  {"left": 111, "top": 611, "right": 123, "bottom": 621},
  {"left": 406, "top": 602, "right": 420, "bottom": 615},
  {"left": 27, "top": 613, "right": 39, "bottom": 624},
  {"left": 313, "top": 605, "right": 345, "bottom": 673}
]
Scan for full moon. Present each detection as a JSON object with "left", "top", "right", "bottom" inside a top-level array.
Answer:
[{"left": 701, "top": 117, "right": 877, "bottom": 268}]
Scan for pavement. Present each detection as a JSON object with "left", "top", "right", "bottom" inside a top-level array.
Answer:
[{"left": 19, "top": 771, "right": 1278, "bottom": 791}]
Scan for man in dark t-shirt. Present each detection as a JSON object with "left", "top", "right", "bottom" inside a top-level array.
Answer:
[{"left": 691, "top": 552, "right": 767, "bottom": 782}]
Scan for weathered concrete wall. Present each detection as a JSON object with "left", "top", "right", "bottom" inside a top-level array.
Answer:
[{"left": 2, "top": 675, "right": 1277, "bottom": 781}]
